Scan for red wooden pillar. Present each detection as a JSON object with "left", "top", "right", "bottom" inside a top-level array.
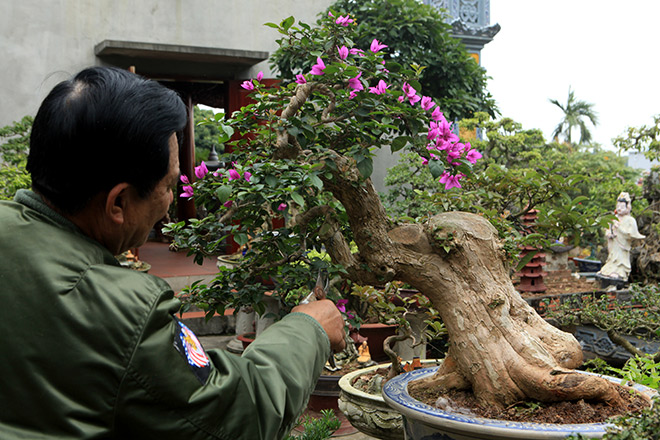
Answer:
[
  {"left": 177, "top": 94, "right": 197, "bottom": 222},
  {"left": 223, "top": 79, "right": 281, "bottom": 254}
]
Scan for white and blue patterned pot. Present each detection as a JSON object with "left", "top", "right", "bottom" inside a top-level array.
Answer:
[{"left": 382, "top": 365, "right": 657, "bottom": 440}]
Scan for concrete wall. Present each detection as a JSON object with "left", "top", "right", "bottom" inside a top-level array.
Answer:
[{"left": 1, "top": 0, "right": 332, "bottom": 127}]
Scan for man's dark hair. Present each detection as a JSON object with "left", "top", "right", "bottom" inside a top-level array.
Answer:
[{"left": 27, "top": 66, "right": 187, "bottom": 214}]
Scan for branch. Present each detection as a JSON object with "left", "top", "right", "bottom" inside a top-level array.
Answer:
[
  {"left": 606, "top": 329, "right": 645, "bottom": 358},
  {"left": 293, "top": 204, "right": 333, "bottom": 230},
  {"left": 274, "top": 82, "right": 336, "bottom": 160},
  {"left": 218, "top": 204, "right": 238, "bottom": 224},
  {"left": 250, "top": 249, "right": 307, "bottom": 275},
  {"left": 384, "top": 332, "right": 412, "bottom": 379}
]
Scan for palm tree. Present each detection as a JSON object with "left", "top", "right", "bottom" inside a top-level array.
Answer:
[{"left": 549, "top": 87, "right": 599, "bottom": 144}]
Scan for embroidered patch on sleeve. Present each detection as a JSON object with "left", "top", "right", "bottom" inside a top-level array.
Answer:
[{"left": 172, "top": 317, "right": 211, "bottom": 385}]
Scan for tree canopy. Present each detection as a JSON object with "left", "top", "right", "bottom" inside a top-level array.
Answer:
[{"left": 270, "top": 0, "right": 497, "bottom": 120}]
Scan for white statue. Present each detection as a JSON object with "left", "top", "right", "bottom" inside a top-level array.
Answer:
[{"left": 598, "top": 192, "right": 645, "bottom": 280}]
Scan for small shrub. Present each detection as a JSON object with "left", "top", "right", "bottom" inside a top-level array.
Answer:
[{"left": 283, "top": 409, "right": 341, "bottom": 440}]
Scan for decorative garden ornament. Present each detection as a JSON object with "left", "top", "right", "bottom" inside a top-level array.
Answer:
[{"left": 598, "top": 192, "right": 645, "bottom": 280}]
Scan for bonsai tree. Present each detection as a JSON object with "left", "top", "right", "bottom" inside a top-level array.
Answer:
[
  {"left": 384, "top": 114, "right": 641, "bottom": 260},
  {"left": 168, "top": 13, "right": 631, "bottom": 410}
]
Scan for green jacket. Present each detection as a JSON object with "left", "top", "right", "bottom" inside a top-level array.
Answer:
[{"left": 0, "top": 190, "right": 331, "bottom": 439}]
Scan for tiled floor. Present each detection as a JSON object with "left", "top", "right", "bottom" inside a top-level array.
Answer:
[{"left": 137, "top": 241, "right": 217, "bottom": 279}]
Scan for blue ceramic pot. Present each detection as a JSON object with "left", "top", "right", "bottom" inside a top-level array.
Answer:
[{"left": 382, "top": 365, "right": 657, "bottom": 440}]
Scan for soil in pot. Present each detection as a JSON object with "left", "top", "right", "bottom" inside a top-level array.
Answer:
[{"left": 407, "top": 379, "right": 650, "bottom": 424}]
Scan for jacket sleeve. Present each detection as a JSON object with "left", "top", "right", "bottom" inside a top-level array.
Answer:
[{"left": 113, "top": 290, "right": 331, "bottom": 440}]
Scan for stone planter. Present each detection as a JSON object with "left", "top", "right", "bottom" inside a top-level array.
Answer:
[
  {"left": 382, "top": 365, "right": 657, "bottom": 440},
  {"left": 338, "top": 364, "right": 404, "bottom": 440},
  {"left": 573, "top": 257, "right": 602, "bottom": 273},
  {"left": 338, "top": 361, "right": 442, "bottom": 440}
]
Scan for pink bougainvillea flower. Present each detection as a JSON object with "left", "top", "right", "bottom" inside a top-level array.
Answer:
[
  {"left": 240, "top": 80, "right": 254, "bottom": 91},
  {"left": 397, "top": 95, "right": 405, "bottom": 103},
  {"left": 433, "top": 119, "right": 459, "bottom": 149},
  {"left": 180, "top": 175, "right": 190, "bottom": 184},
  {"left": 335, "top": 14, "right": 354, "bottom": 26},
  {"left": 349, "top": 90, "right": 358, "bottom": 100},
  {"left": 335, "top": 299, "right": 355, "bottom": 319},
  {"left": 194, "top": 161, "right": 209, "bottom": 180},
  {"left": 439, "top": 172, "right": 463, "bottom": 190},
  {"left": 213, "top": 171, "right": 220, "bottom": 177},
  {"left": 180, "top": 186, "right": 194, "bottom": 198},
  {"left": 256, "top": 71, "right": 264, "bottom": 82},
  {"left": 310, "top": 57, "right": 326, "bottom": 76},
  {"left": 368, "top": 79, "right": 389, "bottom": 95},
  {"left": 223, "top": 200, "right": 233, "bottom": 208},
  {"left": 243, "top": 171, "right": 252, "bottom": 182},
  {"left": 349, "top": 48, "right": 365, "bottom": 57},
  {"left": 228, "top": 169, "right": 241, "bottom": 180},
  {"left": 328, "top": 11, "right": 334, "bottom": 17},
  {"left": 421, "top": 156, "right": 429, "bottom": 165},
  {"left": 370, "top": 38, "right": 388, "bottom": 53},
  {"left": 446, "top": 143, "right": 464, "bottom": 162},
  {"left": 427, "top": 121, "right": 441, "bottom": 140},
  {"left": 337, "top": 45, "right": 349, "bottom": 60},
  {"left": 295, "top": 74, "right": 307, "bottom": 84},
  {"left": 465, "top": 144, "right": 483, "bottom": 164},
  {"left": 348, "top": 72, "right": 363, "bottom": 91},
  {"left": 431, "top": 106, "right": 444, "bottom": 122},
  {"left": 402, "top": 82, "right": 421, "bottom": 105},
  {"left": 277, "top": 203, "right": 288, "bottom": 211},
  {"left": 421, "top": 96, "right": 435, "bottom": 111}
]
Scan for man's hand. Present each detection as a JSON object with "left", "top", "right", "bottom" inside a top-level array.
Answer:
[{"left": 292, "top": 299, "right": 346, "bottom": 352}]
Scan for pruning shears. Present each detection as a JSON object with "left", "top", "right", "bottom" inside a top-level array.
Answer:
[
  {"left": 299, "top": 270, "right": 340, "bottom": 370},
  {"left": 300, "top": 270, "right": 328, "bottom": 304}
]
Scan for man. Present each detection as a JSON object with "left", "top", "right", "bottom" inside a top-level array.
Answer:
[{"left": 0, "top": 66, "right": 345, "bottom": 439}]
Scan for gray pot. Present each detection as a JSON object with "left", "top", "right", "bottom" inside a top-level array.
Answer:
[
  {"left": 382, "top": 365, "right": 657, "bottom": 440},
  {"left": 338, "top": 361, "right": 442, "bottom": 440}
]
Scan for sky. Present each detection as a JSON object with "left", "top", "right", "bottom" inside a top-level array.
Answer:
[{"left": 481, "top": 1, "right": 660, "bottom": 150}]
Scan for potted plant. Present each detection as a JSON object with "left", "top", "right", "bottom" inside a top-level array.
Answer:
[{"left": 166, "top": 5, "right": 654, "bottom": 438}]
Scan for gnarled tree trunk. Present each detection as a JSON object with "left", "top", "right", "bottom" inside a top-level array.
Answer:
[{"left": 323, "top": 169, "right": 624, "bottom": 410}]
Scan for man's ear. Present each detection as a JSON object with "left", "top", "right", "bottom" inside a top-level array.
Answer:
[{"left": 105, "top": 183, "right": 131, "bottom": 225}]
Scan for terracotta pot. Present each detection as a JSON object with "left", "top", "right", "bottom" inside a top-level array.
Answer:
[
  {"left": 236, "top": 332, "right": 255, "bottom": 349},
  {"left": 308, "top": 374, "right": 341, "bottom": 412},
  {"left": 383, "top": 365, "right": 658, "bottom": 440},
  {"left": 302, "top": 373, "right": 358, "bottom": 437},
  {"left": 355, "top": 323, "right": 397, "bottom": 362}
]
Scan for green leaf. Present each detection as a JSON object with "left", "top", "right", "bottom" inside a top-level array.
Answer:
[
  {"left": 323, "top": 65, "right": 340, "bottom": 75},
  {"left": 281, "top": 16, "right": 295, "bottom": 31},
  {"left": 215, "top": 185, "right": 232, "bottom": 203},
  {"left": 265, "top": 175, "right": 278, "bottom": 187},
  {"left": 309, "top": 174, "right": 323, "bottom": 189},
  {"left": 357, "top": 157, "right": 373, "bottom": 179},
  {"left": 234, "top": 233, "right": 249, "bottom": 246},
  {"left": 263, "top": 22, "right": 280, "bottom": 29},
  {"left": 428, "top": 160, "right": 445, "bottom": 179},
  {"left": 515, "top": 250, "right": 539, "bottom": 272},
  {"left": 391, "top": 136, "right": 412, "bottom": 152},
  {"left": 291, "top": 192, "right": 305, "bottom": 207}
]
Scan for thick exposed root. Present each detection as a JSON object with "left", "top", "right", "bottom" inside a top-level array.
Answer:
[
  {"left": 412, "top": 355, "right": 637, "bottom": 410},
  {"left": 516, "top": 367, "right": 626, "bottom": 406}
]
